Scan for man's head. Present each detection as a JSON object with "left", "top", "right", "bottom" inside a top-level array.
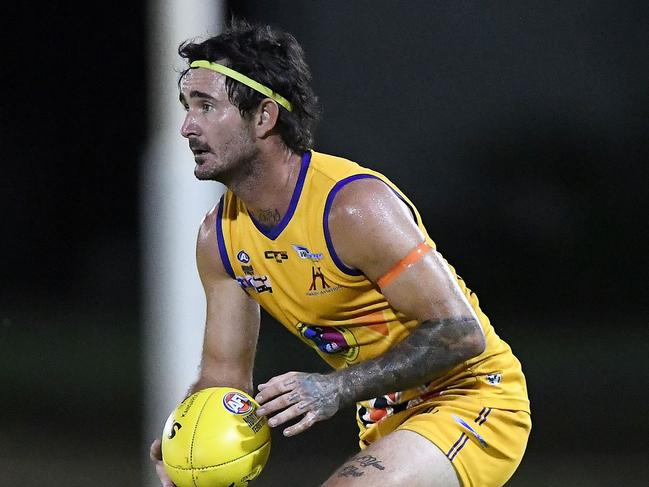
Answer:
[{"left": 178, "top": 19, "right": 320, "bottom": 157}]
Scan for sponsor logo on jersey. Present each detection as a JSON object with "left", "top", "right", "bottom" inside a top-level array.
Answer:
[
  {"left": 237, "top": 250, "right": 250, "bottom": 263},
  {"left": 305, "top": 265, "right": 340, "bottom": 296},
  {"left": 241, "top": 264, "right": 254, "bottom": 275},
  {"left": 292, "top": 244, "right": 323, "bottom": 261},
  {"left": 309, "top": 266, "right": 330, "bottom": 291},
  {"left": 486, "top": 373, "right": 502, "bottom": 385},
  {"left": 297, "top": 323, "right": 359, "bottom": 361},
  {"left": 223, "top": 391, "right": 254, "bottom": 415},
  {"left": 236, "top": 274, "right": 273, "bottom": 294},
  {"left": 264, "top": 250, "right": 288, "bottom": 263}
]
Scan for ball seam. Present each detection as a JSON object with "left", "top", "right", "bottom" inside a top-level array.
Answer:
[
  {"left": 190, "top": 389, "right": 218, "bottom": 486},
  {"left": 164, "top": 439, "right": 271, "bottom": 471}
]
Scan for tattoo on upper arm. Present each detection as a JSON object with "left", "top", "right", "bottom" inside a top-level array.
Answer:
[{"left": 337, "top": 454, "right": 386, "bottom": 478}]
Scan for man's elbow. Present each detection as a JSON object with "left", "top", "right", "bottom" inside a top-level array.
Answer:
[{"left": 462, "top": 317, "right": 486, "bottom": 359}]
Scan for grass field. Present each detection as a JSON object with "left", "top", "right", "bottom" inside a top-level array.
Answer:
[{"left": 2, "top": 305, "right": 647, "bottom": 486}]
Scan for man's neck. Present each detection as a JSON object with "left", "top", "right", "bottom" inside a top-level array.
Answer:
[{"left": 230, "top": 146, "right": 303, "bottom": 230}]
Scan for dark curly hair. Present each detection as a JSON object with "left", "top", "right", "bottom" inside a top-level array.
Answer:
[{"left": 178, "top": 19, "right": 320, "bottom": 153}]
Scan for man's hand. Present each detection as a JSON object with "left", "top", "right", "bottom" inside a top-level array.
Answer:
[
  {"left": 255, "top": 371, "right": 342, "bottom": 437},
  {"left": 149, "top": 438, "right": 176, "bottom": 487}
]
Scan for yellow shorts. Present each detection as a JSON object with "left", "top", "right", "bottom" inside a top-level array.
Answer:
[{"left": 358, "top": 395, "right": 531, "bottom": 487}]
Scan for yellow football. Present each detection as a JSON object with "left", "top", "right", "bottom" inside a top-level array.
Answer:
[{"left": 161, "top": 387, "right": 271, "bottom": 487}]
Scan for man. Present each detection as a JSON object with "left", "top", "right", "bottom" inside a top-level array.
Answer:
[{"left": 150, "top": 19, "right": 531, "bottom": 487}]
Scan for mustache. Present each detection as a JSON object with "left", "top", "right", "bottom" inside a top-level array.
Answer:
[{"left": 188, "top": 139, "right": 211, "bottom": 152}]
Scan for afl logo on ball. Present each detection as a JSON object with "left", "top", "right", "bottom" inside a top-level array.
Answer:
[{"left": 223, "top": 392, "right": 253, "bottom": 414}]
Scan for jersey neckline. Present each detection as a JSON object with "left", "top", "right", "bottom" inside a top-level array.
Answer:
[{"left": 248, "top": 150, "right": 312, "bottom": 240}]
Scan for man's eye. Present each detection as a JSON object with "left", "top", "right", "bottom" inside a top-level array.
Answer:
[{"left": 202, "top": 103, "right": 214, "bottom": 112}]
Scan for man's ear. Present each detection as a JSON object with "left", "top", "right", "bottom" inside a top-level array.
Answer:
[{"left": 255, "top": 99, "right": 280, "bottom": 138}]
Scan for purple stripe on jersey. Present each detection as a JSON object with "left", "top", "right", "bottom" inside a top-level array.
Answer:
[
  {"left": 215, "top": 194, "right": 235, "bottom": 279},
  {"left": 397, "top": 191, "right": 419, "bottom": 225},
  {"left": 323, "top": 174, "right": 420, "bottom": 276},
  {"left": 449, "top": 434, "right": 470, "bottom": 461},
  {"left": 323, "top": 174, "right": 378, "bottom": 276},
  {"left": 249, "top": 151, "right": 312, "bottom": 240},
  {"left": 478, "top": 408, "right": 492, "bottom": 425},
  {"left": 446, "top": 433, "right": 467, "bottom": 458},
  {"left": 475, "top": 407, "right": 487, "bottom": 422}
]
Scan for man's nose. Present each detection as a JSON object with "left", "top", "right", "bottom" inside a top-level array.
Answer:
[{"left": 180, "top": 113, "right": 200, "bottom": 138}]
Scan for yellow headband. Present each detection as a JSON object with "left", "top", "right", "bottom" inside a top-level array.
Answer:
[{"left": 190, "top": 60, "right": 293, "bottom": 112}]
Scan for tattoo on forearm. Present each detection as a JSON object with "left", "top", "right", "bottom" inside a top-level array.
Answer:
[
  {"left": 334, "top": 316, "right": 482, "bottom": 408},
  {"left": 337, "top": 454, "right": 386, "bottom": 478}
]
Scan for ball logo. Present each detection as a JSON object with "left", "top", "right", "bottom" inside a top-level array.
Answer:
[
  {"left": 223, "top": 392, "right": 253, "bottom": 414},
  {"left": 167, "top": 421, "right": 182, "bottom": 439}
]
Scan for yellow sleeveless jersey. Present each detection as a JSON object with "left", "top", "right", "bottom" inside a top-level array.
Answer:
[{"left": 216, "top": 150, "right": 530, "bottom": 428}]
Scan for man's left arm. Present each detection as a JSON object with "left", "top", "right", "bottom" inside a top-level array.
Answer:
[{"left": 255, "top": 177, "right": 486, "bottom": 436}]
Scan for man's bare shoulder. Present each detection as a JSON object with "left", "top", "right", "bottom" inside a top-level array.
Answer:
[
  {"left": 327, "top": 177, "right": 423, "bottom": 277},
  {"left": 328, "top": 176, "right": 410, "bottom": 229},
  {"left": 196, "top": 202, "right": 227, "bottom": 280},
  {"left": 198, "top": 203, "right": 220, "bottom": 243}
]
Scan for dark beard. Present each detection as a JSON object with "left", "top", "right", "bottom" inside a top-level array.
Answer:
[{"left": 196, "top": 144, "right": 260, "bottom": 185}]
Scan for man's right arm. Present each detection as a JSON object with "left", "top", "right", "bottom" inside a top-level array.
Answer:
[
  {"left": 151, "top": 204, "right": 260, "bottom": 487},
  {"left": 188, "top": 204, "right": 261, "bottom": 396}
]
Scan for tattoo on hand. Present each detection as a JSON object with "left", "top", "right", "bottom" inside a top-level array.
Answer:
[
  {"left": 299, "top": 374, "right": 341, "bottom": 420},
  {"left": 258, "top": 372, "right": 344, "bottom": 435}
]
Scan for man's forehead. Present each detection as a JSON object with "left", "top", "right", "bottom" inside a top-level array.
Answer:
[{"left": 179, "top": 67, "right": 227, "bottom": 96}]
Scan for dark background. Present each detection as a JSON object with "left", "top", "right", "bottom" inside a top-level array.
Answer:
[{"left": 1, "top": 1, "right": 647, "bottom": 486}]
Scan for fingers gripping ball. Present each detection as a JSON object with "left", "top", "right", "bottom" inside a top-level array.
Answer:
[{"left": 162, "top": 387, "right": 271, "bottom": 487}]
